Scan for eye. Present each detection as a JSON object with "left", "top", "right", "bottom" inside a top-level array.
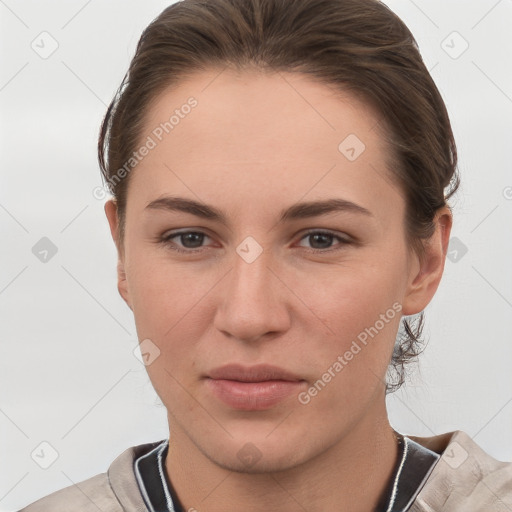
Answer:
[
  {"left": 296, "top": 230, "right": 351, "bottom": 252},
  {"left": 159, "top": 229, "right": 352, "bottom": 254},
  {"left": 160, "top": 230, "right": 213, "bottom": 253}
]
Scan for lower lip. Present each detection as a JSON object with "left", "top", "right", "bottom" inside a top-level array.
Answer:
[{"left": 205, "top": 378, "right": 304, "bottom": 410}]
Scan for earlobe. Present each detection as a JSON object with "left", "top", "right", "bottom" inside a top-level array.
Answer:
[
  {"left": 104, "top": 200, "right": 132, "bottom": 311},
  {"left": 401, "top": 208, "right": 453, "bottom": 316}
]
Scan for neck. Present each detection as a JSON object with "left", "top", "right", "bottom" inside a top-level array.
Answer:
[{"left": 165, "top": 403, "right": 399, "bottom": 512}]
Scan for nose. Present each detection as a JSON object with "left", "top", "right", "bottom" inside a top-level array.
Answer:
[{"left": 213, "top": 247, "right": 291, "bottom": 343}]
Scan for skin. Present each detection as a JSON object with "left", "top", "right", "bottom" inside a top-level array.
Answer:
[{"left": 105, "top": 67, "right": 452, "bottom": 512}]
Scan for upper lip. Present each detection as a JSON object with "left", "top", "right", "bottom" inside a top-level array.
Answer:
[{"left": 207, "top": 364, "right": 303, "bottom": 382}]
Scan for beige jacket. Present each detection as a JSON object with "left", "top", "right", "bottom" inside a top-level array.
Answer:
[{"left": 20, "top": 430, "right": 512, "bottom": 511}]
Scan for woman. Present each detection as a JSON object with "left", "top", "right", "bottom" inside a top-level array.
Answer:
[{"left": 20, "top": 0, "right": 512, "bottom": 510}]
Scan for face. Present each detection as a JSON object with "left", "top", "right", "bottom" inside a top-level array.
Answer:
[{"left": 105, "top": 68, "right": 450, "bottom": 473}]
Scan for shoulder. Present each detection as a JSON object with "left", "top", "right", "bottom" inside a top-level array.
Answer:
[
  {"left": 410, "top": 430, "right": 512, "bottom": 511},
  {"left": 18, "top": 441, "right": 163, "bottom": 512},
  {"left": 18, "top": 473, "right": 118, "bottom": 512}
]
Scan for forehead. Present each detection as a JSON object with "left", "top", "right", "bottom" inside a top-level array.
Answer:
[
  {"left": 128, "top": 68, "right": 403, "bottom": 218},
  {"left": 141, "top": 67, "right": 386, "bottom": 158}
]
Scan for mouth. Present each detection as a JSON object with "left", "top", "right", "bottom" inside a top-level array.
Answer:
[
  {"left": 204, "top": 364, "right": 306, "bottom": 411},
  {"left": 207, "top": 363, "right": 303, "bottom": 382}
]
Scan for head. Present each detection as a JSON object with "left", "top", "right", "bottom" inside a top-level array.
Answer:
[{"left": 100, "top": 0, "right": 458, "bottom": 472}]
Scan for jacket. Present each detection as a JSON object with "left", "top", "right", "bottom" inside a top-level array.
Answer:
[{"left": 19, "top": 430, "right": 512, "bottom": 511}]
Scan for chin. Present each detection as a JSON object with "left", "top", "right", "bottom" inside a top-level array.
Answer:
[
  {"left": 196, "top": 429, "right": 313, "bottom": 474},
  {"left": 209, "top": 445, "right": 309, "bottom": 475}
]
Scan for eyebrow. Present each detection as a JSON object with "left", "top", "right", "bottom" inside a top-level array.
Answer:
[{"left": 145, "top": 195, "right": 372, "bottom": 226}]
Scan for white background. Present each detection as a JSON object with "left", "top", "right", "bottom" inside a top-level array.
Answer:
[{"left": 1, "top": 0, "right": 511, "bottom": 510}]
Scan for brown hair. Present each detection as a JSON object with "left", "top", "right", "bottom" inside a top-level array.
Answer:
[{"left": 98, "top": 0, "right": 459, "bottom": 392}]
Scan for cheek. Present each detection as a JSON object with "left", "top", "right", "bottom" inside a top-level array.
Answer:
[
  {"left": 126, "top": 251, "right": 222, "bottom": 399},
  {"left": 296, "top": 272, "right": 403, "bottom": 416},
  {"left": 289, "top": 255, "right": 405, "bottom": 392},
  {"left": 298, "top": 257, "right": 405, "bottom": 338},
  {"left": 126, "top": 249, "right": 213, "bottom": 337},
  {"left": 128, "top": 258, "right": 211, "bottom": 405}
]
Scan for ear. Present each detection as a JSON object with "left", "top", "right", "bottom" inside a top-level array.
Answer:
[
  {"left": 401, "top": 207, "right": 453, "bottom": 316},
  {"left": 104, "top": 200, "right": 132, "bottom": 311}
]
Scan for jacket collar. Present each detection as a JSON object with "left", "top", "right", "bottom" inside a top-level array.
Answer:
[
  {"left": 106, "top": 432, "right": 512, "bottom": 511},
  {"left": 108, "top": 441, "right": 162, "bottom": 511},
  {"left": 410, "top": 430, "right": 512, "bottom": 511}
]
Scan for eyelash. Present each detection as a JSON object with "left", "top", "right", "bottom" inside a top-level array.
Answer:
[{"left": 159, "top": 229, "right": 352, "bottom": 254}]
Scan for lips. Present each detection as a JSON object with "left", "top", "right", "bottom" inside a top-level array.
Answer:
[
  {"left": 207, "top": 363, "right": 303, "bottom": 382},
  {"left": 204, "top": 364, "right": 306, "bottom": 410}
]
